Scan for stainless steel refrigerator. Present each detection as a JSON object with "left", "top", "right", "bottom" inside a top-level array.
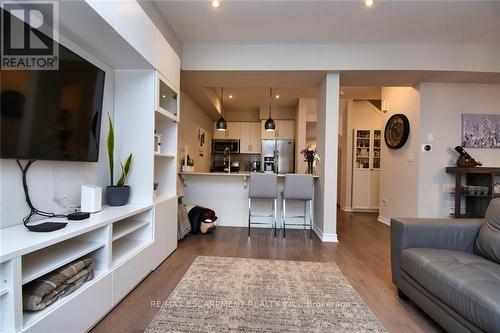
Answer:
[{"left": 261, "top": 140, "right": 295, "bottom": 174}]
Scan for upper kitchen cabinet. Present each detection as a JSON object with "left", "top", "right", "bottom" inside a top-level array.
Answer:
[
  {"left": 240, "top": 122, "right": 261, "bottom": 154},
  {"left": 213, "top": 122, "right": 241, "bottom": 140},
  {"left": 261, "top": 120, "right": 294, "bottom": 140},
  {"left": 158, "top": 34, "right": 180, "bottom": 90}
]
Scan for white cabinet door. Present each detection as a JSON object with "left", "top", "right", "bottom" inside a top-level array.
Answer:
[
  {"left": 250, "top": 122, "right": 261, "bottom": 153},
  {"left": 370, "top": 170, "right": 380, "bottom": 209},
  {"left": 240, "top": 123, "right": 252, "bottom": 154},
  {"left": 158, "top": 34, "right": 180, "bottom": 90},
  {"left": 213, "top": 122, "right": 241, "bottom": 140},
  {"left": 352, "top": 169, "right": 371, "bottom": 209},
  {"left": 153, "top": 197, "right": 177, "bottom": 268},
  {"left": 277, "top": 120, "right": 295, "bottom": 139},
  {"left": 261, "top": 120, "right": 294, "bottom": 139},
  {"left": 114, "top": 1, "right": 159, "bottom": 69}
]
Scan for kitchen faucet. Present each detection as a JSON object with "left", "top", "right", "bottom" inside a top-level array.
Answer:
[{"left": 224, "top": 147, "right": 231, "bottom": 173}]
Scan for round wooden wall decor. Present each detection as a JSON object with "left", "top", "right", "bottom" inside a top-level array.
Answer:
[{"left": 384, "top": 114, "right": 410, "bottom": 149}]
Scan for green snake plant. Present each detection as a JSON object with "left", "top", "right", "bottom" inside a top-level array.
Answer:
[{"left": 107, "top": 114, "right": 133, "bottom": 187}]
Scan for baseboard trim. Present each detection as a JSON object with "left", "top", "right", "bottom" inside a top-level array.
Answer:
[
  {"left": 340, "top": 206, "right": 353, "bottom": 212},
  {"left": 377, "top": 216, "right": 391, "bottom": 226},
  {"left": 313, "top": 224, "right": 338, "bottom": 243},
  {"left": 352, "top": 208, "right": 379, "bottom": 213}
]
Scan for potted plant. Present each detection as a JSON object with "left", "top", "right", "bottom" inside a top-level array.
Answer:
[
  {"left": 180, "top": 154, "right": 195, "bottom": 172},
  {"left": 106, "top": 115, "right": 133, "bottom": 206},
  {"left": 301, "top": 145, "right": 319, "bottom": 175}
]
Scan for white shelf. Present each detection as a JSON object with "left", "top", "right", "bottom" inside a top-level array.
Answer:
[
  {"left": 155, "top": 109, "right": 178, "bottom": 123},
  {"left": 112, "top": 238, "right": 148, "bottom": 268},
  {"left": 154, "top": 152, "right": 176, "bottom": 158},
  {"left": 154, "top": 194, "right": 177, "bottom": 205},
  {"left": 22, "top": 239, "right": 105, "bottom": 285},
  {"left": 112, "top": 220, "right": 150, "bottom": 241},
  {"left": 0, "top": 286, "right": 8, "bottom": 297},
  {"left": 1, "top": 203, "right": 152, "bottom": 263}
]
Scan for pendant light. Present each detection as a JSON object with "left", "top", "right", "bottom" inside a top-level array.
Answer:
[
  {"left": 216, "top": 87, "right": 227, "bottom": 131},
  {"left": 264, "top": 87, "right": 276, "bottom": 132}
]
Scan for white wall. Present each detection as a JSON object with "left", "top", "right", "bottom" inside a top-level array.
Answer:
[
  {"left": 178, "top": 92, "right": 213, "bottom": 173},
  {"left": 0, "top": 39, "right": 114, "bottom": 229},
  {"left": 379, "top": 87, "right": 421, "bottom": 223},
  {"left": 418, "top": 83, "right": 500, "bottom": 217}
]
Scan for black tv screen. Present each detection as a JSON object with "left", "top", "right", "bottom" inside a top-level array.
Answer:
[{"left": 1, "top": 45, "right": 105, "bottom": 162}]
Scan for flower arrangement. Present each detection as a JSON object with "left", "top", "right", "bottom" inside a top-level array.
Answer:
[{"left": 301, "top": 145, "right": 319, "bottom": 174}]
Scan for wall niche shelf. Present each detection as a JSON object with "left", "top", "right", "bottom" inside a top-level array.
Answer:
[{"left": 446, "top": 167, "right": 500, "bottom": 218}]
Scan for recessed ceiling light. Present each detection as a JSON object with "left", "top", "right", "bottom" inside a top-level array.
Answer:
[
  {"left": 363, "top": 0, "right": 374, "bottom": 7},
  {"left": 211, "top": 1, "right": 221, "bottom": 8},
  {"left": 339, "top": 91, "right": 344, "bottom": 96},
  {"left": 275, "top": 94, "right": 280, "bottom": 99},
  {"left": 229, "top": 95, "right": 233, "bottom": 99}
]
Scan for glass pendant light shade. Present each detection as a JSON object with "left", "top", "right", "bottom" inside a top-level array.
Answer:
[
  {"left": 216, "top": 116, "right": 227, "bottom": 131},
  {"left": 216, "top": 87, "right": 227, "bottom": 131},
  {"left": 265, "top": 117, "right": 275, "bottom": 131},
  {"left": 265, "top": 87, "right": 276, "bottom": 131}
]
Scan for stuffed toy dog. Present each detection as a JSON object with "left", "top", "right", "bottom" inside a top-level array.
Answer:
[{"left": 185, "top": 205, "right": 217, "bottom": 234}]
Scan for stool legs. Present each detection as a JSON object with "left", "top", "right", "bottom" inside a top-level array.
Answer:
[
  {"left": 282, "top": 198, "right": 286, "bottom": 238},
  {"left": 309, "top": 199, "right": 313, "bottom": 239},
  {"left": 248, "top": 198, "right": 251, "bottom": 237}
]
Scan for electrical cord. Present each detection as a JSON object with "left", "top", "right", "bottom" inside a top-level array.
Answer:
[{"left": 16, "top": 160, "right": 68, "bottom": 227}]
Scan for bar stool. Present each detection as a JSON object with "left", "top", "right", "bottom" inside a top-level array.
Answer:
[
  {"left": 248, "top": 173, "right": 278, "bottom": 237},
  {"left": 282, "top": 174, "right": 314, "bottom": 238}
]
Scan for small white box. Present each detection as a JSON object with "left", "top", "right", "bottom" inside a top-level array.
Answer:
[{"left": 81, "top": 184, "right": 102, "bottom": 213}]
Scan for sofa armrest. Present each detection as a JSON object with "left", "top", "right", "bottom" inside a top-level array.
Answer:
[{"left": 390, "top": 217, "right": 483, "bottom": 286}]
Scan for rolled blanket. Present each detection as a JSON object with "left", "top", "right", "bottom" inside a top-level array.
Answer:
[{"left": 23, "top": 257, "right": 94, "bottom": 311}]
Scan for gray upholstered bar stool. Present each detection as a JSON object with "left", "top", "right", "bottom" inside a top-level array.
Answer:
[
  {"left": 282, "top": 174, "right": 314, "bottom": 238},
  {"left": 248, "top": 173, "right": 278, "bottom": 237}
]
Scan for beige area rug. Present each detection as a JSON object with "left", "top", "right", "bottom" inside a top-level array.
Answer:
[{"left": 146, "top": 256, "right": 386, "bottom": 332}]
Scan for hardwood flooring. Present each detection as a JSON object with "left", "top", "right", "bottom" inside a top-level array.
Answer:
[{"left": 91, "top": 212, "right": 444, "bottom": 333}]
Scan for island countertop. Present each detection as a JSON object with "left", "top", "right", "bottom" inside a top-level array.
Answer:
[{"left": 178, "top": 172, "right": 319, "bottom": 178}]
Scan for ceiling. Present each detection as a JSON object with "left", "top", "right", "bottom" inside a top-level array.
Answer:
[
  {"left": 181, "top": 70, "right": 500, "bottom": 119},
  {"left": 215, "top": 87, "right": 317, "bottom": 111},
  {"left": 154, "top": 1, "right": 500, "bottom": 45}
]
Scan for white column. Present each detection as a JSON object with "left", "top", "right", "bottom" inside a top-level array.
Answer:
[
  {"left": 314, "top": 73, "right": 340, "bottom": 242},
  {"left": 295, "top": 98, "right": 308, "bottom": 174}
]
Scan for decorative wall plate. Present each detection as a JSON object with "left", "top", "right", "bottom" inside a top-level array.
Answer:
[{"left": 384, "top": 114, "right": 410, "bottom": 149}]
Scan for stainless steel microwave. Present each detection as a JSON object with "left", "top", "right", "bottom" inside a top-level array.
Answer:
[{"left": 212, "top": 140, "right": 240, "bottom": 154}]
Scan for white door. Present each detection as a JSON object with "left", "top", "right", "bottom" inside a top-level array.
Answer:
[
  {"left": 370, "top": 170, "right": 380, "bottom": 209},
  {"left": 250, "top": 122, "right": 261, "bottom": 153},
  {"left": 352, "top": 169, "right": 371, "bottom": 209}
]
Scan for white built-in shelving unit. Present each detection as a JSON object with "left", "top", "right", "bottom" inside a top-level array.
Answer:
[
  {"left": 352, "top": 129, "right": 381, "bottom": 211},
  {"left": 0, "top": 1, "right": 180, "bottom": 332}
]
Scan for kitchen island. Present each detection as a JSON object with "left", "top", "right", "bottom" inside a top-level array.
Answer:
[{"left": 178, "top": 172, "right": 319, "bottom": 229}]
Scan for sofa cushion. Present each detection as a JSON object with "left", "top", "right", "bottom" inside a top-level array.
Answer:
[
  {"left": 400, "top": 248, "right": 500, "bottom": 332},
  {"left": 475, "top": 198, "right": 500, "bottom": 264}
]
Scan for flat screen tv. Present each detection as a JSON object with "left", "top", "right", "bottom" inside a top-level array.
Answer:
[{"left": 1, "top": 41, "right": 105, "bottom": 162}]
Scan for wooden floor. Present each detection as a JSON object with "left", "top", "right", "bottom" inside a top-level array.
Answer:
[{"left": 91, "top": 212, "right": 444, "bottom": 333}]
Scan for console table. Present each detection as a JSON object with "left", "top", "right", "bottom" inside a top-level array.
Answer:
[{"left": 445, "top": 167, "right": 500, "bottom": 218}]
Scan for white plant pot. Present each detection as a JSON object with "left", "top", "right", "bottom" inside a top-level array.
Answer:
[{"left": 182, "top": 166, "right": 194, "bottom": 172}]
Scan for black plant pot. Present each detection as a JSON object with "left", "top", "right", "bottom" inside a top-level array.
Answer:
[{"left": 106, "top": 186, "right": 131, "bottom": 206}]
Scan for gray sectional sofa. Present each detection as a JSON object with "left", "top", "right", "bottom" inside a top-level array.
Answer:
[{"left": 391, "top": 198, "right": 500, "bottom": 333}]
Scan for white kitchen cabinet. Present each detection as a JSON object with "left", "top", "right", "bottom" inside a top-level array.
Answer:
[
  {"left": 158, "top": 34, "right": 180, "bottom": 90},
  {"left": 240, "top": 122, "right": 261, "bottom": 154},
  {"left": 113, "top": 1, "right": 159, "bottom": 69},
  {"left": 260, "top": 120, "right": 295, "bottom": 140},
  {"left": 213, "top": 122, "right": 241, "bottom": 140},
  {"left": 352, "top": 129, "right": 381, "bottom": 211}
]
